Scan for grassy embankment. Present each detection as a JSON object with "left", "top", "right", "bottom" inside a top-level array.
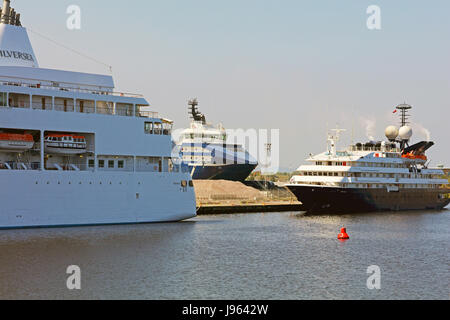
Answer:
[{"left": 246, "top": 171, "right": 299, "bottom": 183}]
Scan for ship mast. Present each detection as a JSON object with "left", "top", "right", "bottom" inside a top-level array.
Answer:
[
  {"left": 396, "top": 103, "right": 411, "bottom": 127},
  {"left": 188, "top": 98, "right": 206, "bottom": 124},
  {"left": 327, "top": 128, "right": 346, "bottom": 157},
  {"left": 395, "top": 103, "right": 413, "bottom": 150}
]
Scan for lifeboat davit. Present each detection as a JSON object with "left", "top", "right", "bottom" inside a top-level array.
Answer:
[
  {"left": 0, "top": 133, "right": 34, "bottom": 152},
  {"left": 44, "top": 134, "right": 87, "bottom": 155}
]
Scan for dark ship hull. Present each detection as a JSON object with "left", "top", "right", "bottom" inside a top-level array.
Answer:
[
  {"left": 287, "top": 185, "right": 450, "bottom": 214},
  {"left": 189, "top": 163, "right": 257, "bottom": 182}
]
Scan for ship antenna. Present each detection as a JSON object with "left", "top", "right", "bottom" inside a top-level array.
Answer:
[{"left": 396, "top": 103, "right": 412, "bottom": 127}]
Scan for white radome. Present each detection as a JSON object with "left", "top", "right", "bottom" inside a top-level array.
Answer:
[
  {"left": 385, "top": 126, "right": 399, "bottom": 141},
  {"left": 399, "top": 126, "right": 413, "bottom": 140}
]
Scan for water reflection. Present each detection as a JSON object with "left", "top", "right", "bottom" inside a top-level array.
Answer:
[{"left": 0, "top": 210, "right": 448, "bottom": 300}]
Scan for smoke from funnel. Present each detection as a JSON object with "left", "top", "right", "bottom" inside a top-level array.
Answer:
[
  {"left": 360, "top": 117, "right": 376, "bottom": 142},
  {"left": 412, "top": 122, "right": 431, "bottom": 141}
]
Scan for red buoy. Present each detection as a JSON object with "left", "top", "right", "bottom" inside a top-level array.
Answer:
[{"left": 338, "top": 228, "right": 349, "bottom": 240}]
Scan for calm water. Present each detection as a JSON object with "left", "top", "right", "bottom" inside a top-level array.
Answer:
[{"left": 0, "top": 209, "right": 448, "bottom": 300}]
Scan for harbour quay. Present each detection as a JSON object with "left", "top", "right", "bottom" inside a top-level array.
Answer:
[{"left": 193, "top": 180, "right": 304, "bottom": 215}]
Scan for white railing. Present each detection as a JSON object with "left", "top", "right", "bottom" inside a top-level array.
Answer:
[
  {"left": 137, "top": 110, "right": 159, "bottom": 118},
  {"left": 1, "top": 80, "right": 143, "bottom": 98}
]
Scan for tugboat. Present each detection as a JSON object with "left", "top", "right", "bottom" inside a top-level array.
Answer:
[
  {"left": 286, "top": 104, "right": 450, "bottom": 214},
  {"left": 175, "top": 98, "right": 258, "bottom": 181}
]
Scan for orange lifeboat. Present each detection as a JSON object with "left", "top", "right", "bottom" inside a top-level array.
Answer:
[
  {"left": 44, "top": 134, "right": 87, "bottom": 155},
  {"left": 401, "top": 152, "right": 427, "bottom": 161},
  {"left": 0, "top": 133, "right": 34, "bottom": 152}
]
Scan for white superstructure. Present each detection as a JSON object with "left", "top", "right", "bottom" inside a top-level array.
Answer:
[
  {"left": 289, "top": 129, "right": 448, "bottom": 190},
  {"left": 287, "top": 105, "right": 449, "bottom": 213},
  {"left": 0, "top": 1, "right": 196, "bottom": 228},
  {"left": 175, "top": 99, "right": 258, "bottom": 181}
]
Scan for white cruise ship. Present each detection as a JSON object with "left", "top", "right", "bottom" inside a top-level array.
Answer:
[
  {"left": 287, "top": 104, "right": 450, "bottom": 214},
  {"left": 0, "top": 1, "right": 196, "bottom": 228},
  {"left": 175, "top": 99, "right": 258, "bottom": 181}
]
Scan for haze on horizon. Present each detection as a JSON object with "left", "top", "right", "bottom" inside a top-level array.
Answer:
[{"left": 13, "top": 0, "right": 450, "bottom": 171}]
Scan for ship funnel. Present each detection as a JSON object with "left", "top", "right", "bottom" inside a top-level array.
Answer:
[
  {"left": 0, "top": 0, "right": 39, "bottom": 67},
  {"left": 1, "top": 0, "right": 10, "bottom": 24}
]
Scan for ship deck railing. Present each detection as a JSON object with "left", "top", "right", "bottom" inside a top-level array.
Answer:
[{"left": 1, "top": 81, "right": 143, "bottom": 98}]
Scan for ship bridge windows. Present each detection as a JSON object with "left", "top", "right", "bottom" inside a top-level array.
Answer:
[
  {"left": 153, "top": 123, "right": 162, "bottom": 135},
  {"left": 162, "top": 121, "right": 173, "bottom": 135},
  {"left": 145, "top": 122, "right": 154, "bottom": 134},
  {"left": 144, "top": 121, "right": 169, "bottom": 135}
]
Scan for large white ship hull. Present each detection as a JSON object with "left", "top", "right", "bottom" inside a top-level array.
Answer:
[{"left": 0, "top": 170, "right": 196, "bottom": 229}]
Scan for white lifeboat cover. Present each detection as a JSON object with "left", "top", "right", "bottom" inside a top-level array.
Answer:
[{"left": 0, "top": 23, "right": 39, "bottom": 68}]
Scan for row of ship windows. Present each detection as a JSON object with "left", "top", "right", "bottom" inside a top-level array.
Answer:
[
  {"left": 33, "top": 180, "right": 194, "bottom": 187},
  {"left": 183, "top": 156, "right": 212, "bottom": 161},
  {"left": 299, "top": 182, "right": 441, "bottom": 188},
  {"left": 184, "top": 134, "right": 226, "bottom": 141},
  {"left": 144, "top": 122, "right": 172, "bottom": 136},
  {"left": 315, "top": 161, "right": 405, "bottom": 168},
  {"left": 89, "top": 159, "right": 125, "bottom": 169},
  {"left": 299, "top": 172, "right": 441, "bottom": 179},
  {"left": 0, "top": 92, "right": 148, "bottom": 117}
]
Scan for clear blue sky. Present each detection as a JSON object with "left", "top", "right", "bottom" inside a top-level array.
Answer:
[{"left": 14, "top": 0, "right": 450, "bottom": 170}]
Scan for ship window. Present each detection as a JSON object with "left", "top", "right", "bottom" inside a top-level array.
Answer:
[
  {"left": 96, "top": 101, "right": 114, "bottom": 115},
  {"left": 154, "top": 123, "right": 162, "bottom": 135},
  {"left": 88, "top": 160, "right": 95, "bottom": 168},
  {"left": 32, "top": 95, "right": 52, "bottom": 110},
  {"left": 0, "top": 92, "right": 7, "bottom": 107},
  {"left": 116, "top": 103, "right": 133, "bottom": 116},
  {"left": 118, "top": 160, "right": 124, "bottom": 169},
  {"left": 145, "top": 122, "right": 153, "bottom": 134},
  {"left": 98, "top": 160, "right": 105, "bottom": 168},
  {"left": 108, "top": 160, "right": 115, "bottom": 168},
  {"left": 163, "top": 122, "right": 172, "bottom": 135}
]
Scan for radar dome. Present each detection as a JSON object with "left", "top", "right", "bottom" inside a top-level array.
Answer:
[
  {"left": 385, "top": 126, "right": 399, "bottom": 141},
  {"left": 398, "top": 126, "right": 413, "bottom": 141}
]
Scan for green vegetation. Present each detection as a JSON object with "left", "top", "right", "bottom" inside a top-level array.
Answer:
[{"left": 247, "top": 171, "right": 298, "bottom": 183}]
